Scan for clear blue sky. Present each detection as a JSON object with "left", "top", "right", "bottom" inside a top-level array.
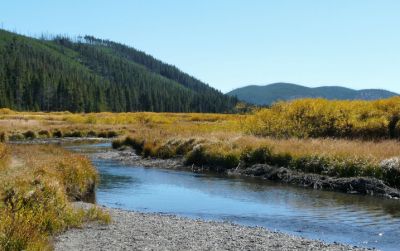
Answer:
[{"left": 1, "top": 0, "right": 400, "bottom": 93}]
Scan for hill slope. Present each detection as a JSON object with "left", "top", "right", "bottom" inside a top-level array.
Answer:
[
  {"left": 227, "top": 83, "right": 398, "bottom": 105},
  {"left": 0, "top": 29, "right": 237, "bottom": 112}
]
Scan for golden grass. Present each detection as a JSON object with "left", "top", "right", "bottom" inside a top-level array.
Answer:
[
  {"left": 0, "top": 144, "right": 109, "bottom": 250},
  {"left": 1, "top": 107, "right": 398, "bottom": 164},
  {"left": 1, "top": 96, "right": 400, "bottom": 140},
  {"left": 1, "top": 104, "right": 400, "bottom": 183},
  {"left": 235, "top": 136, "right": 400, "bottom": 162},
  {"left": 0, "top": 111, "right": 244, "bottom": 141},
  {"left": 245, "top": 97, "right": 400, "bottom": 139},
  {"left": 114, "top": 129, "right": 400, "bottom": 186},
  {"left": 8, "top": 145, "right": 98, "bottom": 200},
  {"left": 0, "top": 143, "right": 9, "bottom": 171},
  {"left": 0, "top": 143, "right": 7, "bottom": 159},
  {"left": 118, "top": 126, "right": 400, "bottom": 163}
]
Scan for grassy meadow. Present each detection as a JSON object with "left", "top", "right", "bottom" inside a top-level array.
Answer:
[
  {"left": 0, "top": 97, "right": 400, "bottom": 187},
  {"left": 1, "top": 96, "right": 399, "bottom": 140},
  {"left": 1, "top": 97, "right": 400, "bottom": 249}
]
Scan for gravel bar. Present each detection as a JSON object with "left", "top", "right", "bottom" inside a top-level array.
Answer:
[{"left": 54, "top": 203, "right": 368, "bottom": 251}]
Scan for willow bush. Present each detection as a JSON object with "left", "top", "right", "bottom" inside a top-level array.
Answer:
[{"left": 246, "top": 97, "right": 400, "bottom": 139}]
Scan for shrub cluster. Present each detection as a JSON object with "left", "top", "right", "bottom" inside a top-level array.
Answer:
[
  {"left": 38, "top": 130, "right": 50, "bottom": 138},
  {"left": 53, "top": 130, "right": 63, "bottom": 138},
  {"left": 380, "top": 158, "right": 400, "bottom": 188},
  {"left": 0, "top": 132, "right": 6, "bottom": 142},
  {"left": 5, "top": 129, "right": 120, "bottom": 141},
  {"left": 22, "top": 130, "right": 36, "bottom": 139},
  {"left": 246, "top": 97, "right": 400, "bottom": 139}
]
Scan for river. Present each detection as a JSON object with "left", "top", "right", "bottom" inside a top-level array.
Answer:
[{"left": 68, "top": 142, "right": 400, "bottom": 251}]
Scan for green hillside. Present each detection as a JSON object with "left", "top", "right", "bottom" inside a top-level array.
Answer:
[
  {"left": 0, "top": 29, "right": 237, "bottom": 112},
  {"left": 227, "top": 83, "right": 398, "bottom": 105}
]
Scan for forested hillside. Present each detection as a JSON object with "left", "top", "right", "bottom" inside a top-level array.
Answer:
[
  {"left": 227, "top": 83, "right": 398, "bottom": 105},
  {"left": 0, "top": 29, "right": 237, "bottom": 112}
]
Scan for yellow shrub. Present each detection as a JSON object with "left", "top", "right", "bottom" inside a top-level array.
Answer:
[
  {"left": 0, "top": 108, "right": 16, "bottom": 115},
  {"left": 247, "top": 97, "right": 400, "bottom": 139}
]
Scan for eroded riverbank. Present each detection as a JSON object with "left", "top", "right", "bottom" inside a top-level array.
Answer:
[
  {"left": 12, "top": 138, "right": 400, "bottom": 199},
  {"left": 94, "top": 146, "right": 400, "bottom": 199}
]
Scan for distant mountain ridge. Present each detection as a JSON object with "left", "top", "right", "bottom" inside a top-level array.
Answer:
[{"left": 227, "top": 83, "right": 398, "bottom": 105}]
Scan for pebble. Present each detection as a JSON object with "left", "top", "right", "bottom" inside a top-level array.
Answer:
[{"left": 54, "top": 202, "right": 369, "bottom": 251}]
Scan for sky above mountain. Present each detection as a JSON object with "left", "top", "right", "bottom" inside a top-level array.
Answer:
[{"left": 1, "top": 0, "right": 400, "bottom": 93}]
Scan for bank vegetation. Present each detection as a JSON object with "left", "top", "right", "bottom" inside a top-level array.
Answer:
[{"left": 0, "top": 143, "right": 110, "bottom": 250}]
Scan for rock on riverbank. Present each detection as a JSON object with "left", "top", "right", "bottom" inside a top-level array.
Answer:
[{"left": 54, "top": 203, "right": 367, "bottom": 251}]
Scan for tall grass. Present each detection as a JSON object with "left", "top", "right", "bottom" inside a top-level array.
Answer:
[
  {"left": 0, "top": 143, "right": 9, "bottom": 170},
  {"left": 114, "top": 133, "right": 400, "bottom": 187},
  {"left": 0, "top": 144, "right": 110, "bottom": 250}
]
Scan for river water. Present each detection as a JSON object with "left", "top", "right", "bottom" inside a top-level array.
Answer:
[{"left": 69, "top": 143, "right": 400, "bottom": 251}]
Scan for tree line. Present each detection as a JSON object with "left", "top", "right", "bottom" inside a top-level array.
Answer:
[{"left": 0, "top": 29, "right": 237, "bottom": 113}]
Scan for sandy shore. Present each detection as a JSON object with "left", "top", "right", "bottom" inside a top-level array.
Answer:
[{"left": 54, "top": 203, "right": 367, "bottom": 251}]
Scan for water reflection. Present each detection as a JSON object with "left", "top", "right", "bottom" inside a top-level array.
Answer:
[{"left": 99, "top": 172, "right": 135, "bottom": 190}]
